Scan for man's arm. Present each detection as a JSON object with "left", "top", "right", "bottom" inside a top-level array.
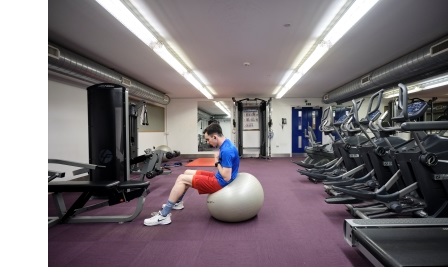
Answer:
[
  {"left": 219, "top": 166, "right": 232, "bottom": 182},
  {"left": 216, "top": 149, "right": 233, "bottom": 182}
]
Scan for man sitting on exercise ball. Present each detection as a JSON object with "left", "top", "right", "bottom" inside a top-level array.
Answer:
[{"left": 144, "top": 122, "right": 240, "bottom": 226}]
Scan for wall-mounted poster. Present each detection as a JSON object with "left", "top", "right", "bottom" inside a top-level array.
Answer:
[{"left": 243, "top": 108, "right": 259, "bottom": 130}]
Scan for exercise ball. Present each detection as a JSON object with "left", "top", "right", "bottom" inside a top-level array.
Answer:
[
  {"left": 155, "top": 145, "right": 172, "bottom": 162},
  {"left": 207, "top": 172, "right": 264, "bottom": 222}
]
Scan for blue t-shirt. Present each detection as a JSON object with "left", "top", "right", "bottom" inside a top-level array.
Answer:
[{"left": 215, "top": 138, "right": 240, "bottom": 187}]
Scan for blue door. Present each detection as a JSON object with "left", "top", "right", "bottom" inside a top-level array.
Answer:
[{"left": 292, "top": 107, "right": 322, "bottom": 153}]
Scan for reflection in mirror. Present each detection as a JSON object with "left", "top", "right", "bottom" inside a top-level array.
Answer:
[{"left": 198, "top": 101, "right": 232, "bottom": 151}]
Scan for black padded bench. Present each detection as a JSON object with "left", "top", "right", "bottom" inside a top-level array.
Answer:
[{"left": 48, "top": 180, "right": 121, "bottom": 192}]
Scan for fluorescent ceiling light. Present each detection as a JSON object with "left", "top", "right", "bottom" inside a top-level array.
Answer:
[
  {"left": 184, "top": 73, "right": 213, "bottom": 99},
  {"left": 324, "top": 0, "right": 379, "bottom": 46},
  {"left": 151, "top": 42, "right": 188, "bottom": 75},
  {"left": 408, "top": 85, "right": 423, "bottom": 94},
  {"left": 275, "top": 0, "right": 379, "bottom": 99},
  {"left": 384, "top": 73, "right": 448, "bottom": 98},
  {"left": 297, "top": 43, "right": 329, "bottom": 75},
  {"left": 95, "top": 0, "right": 213, "bottom": 99},
  {"left": 384, "top": 89, "right": 399, "bottom": 99},
  {"left": 214, "top": 101, "right": 231, "bottom": 117},
  {"left": 276, "top": 43, "right": 329, "bottom": 98},
  {"left": 424, "top": 79, "right": 448, "bottom": 90},
  {"left": 95, "top": 0, "right": 157, "bottom": 46}
]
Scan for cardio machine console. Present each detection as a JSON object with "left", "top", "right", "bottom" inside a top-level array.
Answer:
[
  {"left": 407, "top": 101, "right": 428, "bottom": 120},
  {"left": 334, "top": 114, "right": 348, "bottom": 125},
  {"left": 366, "top": 110, "right": 381, "bottom": 122},
  {"left": 393, "top": 101, "right": 429, "bottom": 122}
]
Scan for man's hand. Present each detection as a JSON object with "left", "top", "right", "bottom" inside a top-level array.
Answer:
[{"left": 214, "top": 151, "right": 219, "bottom": 162}]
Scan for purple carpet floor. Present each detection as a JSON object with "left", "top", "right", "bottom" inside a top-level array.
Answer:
[{"left": 48, "top": 157, "right": 372, "bottom": 267}]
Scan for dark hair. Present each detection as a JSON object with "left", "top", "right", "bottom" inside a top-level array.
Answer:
[{"left": 204, "top": 122, "right": 223, "bottom": 136}]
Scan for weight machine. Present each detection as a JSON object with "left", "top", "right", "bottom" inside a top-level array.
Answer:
[{"left": 232, "top": 97, "right": 272, "bottom": 159}]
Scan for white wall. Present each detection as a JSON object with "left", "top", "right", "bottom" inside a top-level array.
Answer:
[
  {"left": 166, "top": 99, "right": 234, "bottom": 156},
  {"left": 48, "top": 80, "right": 89, "bottom": 179},
  {"left": 138, "top": 132, "right": 168, "bottom": 153},
  {"left": 48, "top": 80, "right": 88, "bottom": 162},
  {"left": 48, "top": 79, "right": 335, "bottom": 165},
  {"left": 49, "top": 78, "right": 409, "bottom": 170},
  {"left": 166, "top": 98, "right": 199, "bottom": 154}
]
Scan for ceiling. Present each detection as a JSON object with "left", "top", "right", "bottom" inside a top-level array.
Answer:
[{"left": 48, "top": 0, "right": 448, "bottom": 115}]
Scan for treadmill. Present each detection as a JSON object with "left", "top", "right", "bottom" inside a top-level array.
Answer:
[{"left": 344, "top": 217, "right": 448, "bottom": 266}]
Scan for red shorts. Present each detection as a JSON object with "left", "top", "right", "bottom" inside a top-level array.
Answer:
[{"left": 192, "top": 170, "right": 222, "bottom": 194}]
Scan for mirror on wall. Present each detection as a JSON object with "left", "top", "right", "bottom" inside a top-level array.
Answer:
[{"left": 198, "top": 101, "right": 233, "bottom": 151}]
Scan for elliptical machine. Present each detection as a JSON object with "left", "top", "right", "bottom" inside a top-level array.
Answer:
[
  {"left": 332, "top": 83, "right": 448, "bottom": 219},
  {"left": 297, "top": 99, "right": 369, "bottom": 183},
  {"left": 324, "top": 89, "right": 410, "bottom": 202}
]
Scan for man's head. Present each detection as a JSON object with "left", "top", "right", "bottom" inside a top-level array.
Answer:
[{"left": 203, "top": 123, "right": 223, "bottom": 148}]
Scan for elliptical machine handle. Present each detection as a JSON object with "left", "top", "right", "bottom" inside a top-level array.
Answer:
[
  {"left": 322, "top": 106, "right": 330, "bottom": 121},
  {"left": 351, "top": 98, "right": 365, "bottom": 124},
  {"left": 397, "top": 83, "right": 409, "bottom": 121},
  {"left": 367, "top": 89, "right": 384, "bottom": 114},
  {"left": 370, "top": 108, "right": 388, "bottom": 131},
  {"left": 377, "top": 110, "right": 401, "bottom": 132},
  {"left": 319, "top": 106, "right": 331, "bottom": 132}
]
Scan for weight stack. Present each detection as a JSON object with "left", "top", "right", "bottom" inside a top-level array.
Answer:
[
  {"left": 87, "top": 83, "right": 130, "bottom": 182},
  {"left": 129, "top": 103, "right": 138, "bottom": 161}
]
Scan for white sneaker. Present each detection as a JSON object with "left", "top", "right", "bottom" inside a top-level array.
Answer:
[{"left": 143, "top": 211, "right": 172, "bottom": 226}]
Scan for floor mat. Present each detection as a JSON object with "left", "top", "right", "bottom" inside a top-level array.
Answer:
[{"left": 185, "top": 157, "right": 215, "bottom": 167}]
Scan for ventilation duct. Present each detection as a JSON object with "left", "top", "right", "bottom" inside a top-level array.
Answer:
[
  {"left": 48, "top": 42, "right": 170, "bottom": 105},
  {"left": 197, "top": 109, "right": 228, "bottom": 121},
  {"left": 322, "top": 35, "right": 448, "bottom": 104}
]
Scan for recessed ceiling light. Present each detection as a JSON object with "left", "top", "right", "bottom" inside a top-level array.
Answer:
[{"left": 243, "top": 62, "right": 251, "bottom": 66}]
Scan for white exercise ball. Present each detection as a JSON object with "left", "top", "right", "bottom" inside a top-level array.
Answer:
[{"left": 207, "top": 172, "right": 264, "bottom": 222}]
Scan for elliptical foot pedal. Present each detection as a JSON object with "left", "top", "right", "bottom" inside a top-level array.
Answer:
[
  {"left": 294, "top": 161, "right": 315, "bottom": 169},
  {"left": 325, "top": 196, "right": 363, "bottom": 204}
]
